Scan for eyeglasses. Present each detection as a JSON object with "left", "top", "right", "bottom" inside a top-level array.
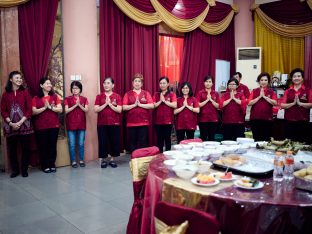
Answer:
[{"left": 228, "top": 83, "right": 237, "bottom": 86}]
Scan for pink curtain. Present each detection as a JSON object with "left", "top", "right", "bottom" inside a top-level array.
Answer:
[
  {"left": 305, "top": 35, "right": 312, "bottom": 88},
  {"left": 18, "top": 0, "right": 58, "bottom": 96},
  {"left": 180, "top": 21, "right": 235, "bottom": 93}
]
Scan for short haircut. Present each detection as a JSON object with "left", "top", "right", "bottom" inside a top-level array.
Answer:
[
  {"left": 257, "top": 72, "right": 271, "bottom": 83},
  {"left": 290, "top": 68, "right": 304, "bottom": 79},
  {"left": 132, "top": 73, "right": 144, "bottom": 82},
  {"left": 233, "top": 72, "right": 242, "bottom": 78},
  {"left": 203, "top": 75, "right": 213, "bottom": 82},
  {"left": 103, "top": 77, "right": 114, "bottom": 84},
  {"left": 70, "top": 81, "right": 83, "bottom": 93},
  {"left": 179, "top": 81, "right": 193, "bottom": 97},
  {"left": 227, "top": 78, "right": 239, "bottom": 86}
]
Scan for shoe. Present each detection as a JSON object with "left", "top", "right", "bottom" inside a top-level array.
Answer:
[
  {"left": 79, "top": 161, "right": 85, "bottom": 167},
  {"left": 10, "top": 172, "right": 19, "bottom": 178},
  {"left": 71, "top": 162, "right": 78, "bottom": 168},
  {"left": 109, "top": 161, "right": 118, "bottom": 168},
  {"left": 22, "top": 172, "right": 28, "bottom": 177},
  {"left": 100, "top": 160, "right": 107, "bottom": 168},
  {"left": 50, "top": 168, "right": 57, "bottom": 173},
  {"left": 43, "top": 168, "right": 51, "bottom": 173}
]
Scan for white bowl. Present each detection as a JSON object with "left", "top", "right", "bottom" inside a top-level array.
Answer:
[
  {"left": 204, "top": 145, "right": 217, "bottom": 149},
  {"left": 164, "top": 159, "right": 186, "bottom": 168},
  {"left": 221, "top": 140, "right": 238, "bottom": 145},
  {"left": 236, "top": 138, "right": 255, "bottom": 144},
  {"left": 172, "top": 145, "right": 184, "bottom": 151},
  {"left": 188, "top": 151, "right": 204, "bottom": 161},
  {"left": 188, "top": 161, "right": 212, "bottom": 173},
  {"left": 172, "top": 165, "right": 197, "bottom": 179},
  {"left": 187, "top": 142, "right": 204, "bottom": 147},
  {"left": 173, "top": 154, "right": 194, "bottom": 161},
  {"left": 223, "top": 146, "right": 240, "bottom": 154},
  {"left": 209, "top": 149, "right": 224, "bottom": 158},
  {"left": 181, "top": 144, "right": 193, "bottom": 150},
  {"left": 163, "top": 151, "right": 181, "bottom": 158},
  {"left": 203, "top": 141, "right": 221, "bottom": 146}
]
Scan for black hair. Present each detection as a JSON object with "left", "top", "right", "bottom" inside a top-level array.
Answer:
[
  {"left": 290, "top": 68, "right": 304, "bottom": 80},
  {"left": 38, "top": 77, "right": 55, "bottom": 98},
  {"left": 103, "top": 77, "right": 114, "bottom": 84},
  {"left": 159, "top": 76, "right": 170, "bottom": 96},
  {"left": 179, "top": 82, "right": 193, "bottom": 97},
  {"left": 203, "top": 75, "right": 213, "bottom": 82},
  {"left": 233, "top": 72, "right": 242, "bottom": 79},
  {"left": 70, "top": 81, "right": 83, "bottom": 93},
  {"left": 227, "top": 78, "right": 239, "bottom": 87},
  {"left": 257, "top": 72, "right": 271, "bottom": 83},
  {"left": 5, "top": 71, "right": 25, "bottom": 92}
]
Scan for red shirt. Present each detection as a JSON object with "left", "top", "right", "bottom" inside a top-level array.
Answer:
[
  {"left": 196, "top": 89, "right": 220, "bottom": 123},
  {"left": 153, "top": 92, "right": 177, "bottom": 125},
  {"left": 95, "top": 92, "right": 122, "bottom": 126},
  {"left": 64, "top": 95, "right": 88, "bottom": 130},
  {"left": 32, "top": 95, "right": 61, "bottom": 130},
  {"left": 281, "top": 85, "right": 312, "bottom": 121},
  {"left": 123, "top": 90, "right": 153, "bottom": 127},
  {"left": 220, "top": 92, "right": 246, "bottom": 124},
  {"left": 237, "top": 83, "right": 250, "bottom": 99},
  {"left": 1, "top": 89, "right": 32, "bottom": 120},
  {"left": 175, "top": 97, "right": 199, "bottom": 130},
  {"left": 249, "top": 88, "right": 277, "bottom": 121}
]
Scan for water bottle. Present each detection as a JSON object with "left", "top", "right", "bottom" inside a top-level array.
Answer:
[
  {"left": 273, "top": 151, "right": 284, "bottom": 182},
  {"left": 283, "top": 150, "right": 294, "bottom": 180}
]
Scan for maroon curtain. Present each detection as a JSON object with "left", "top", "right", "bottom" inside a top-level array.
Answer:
[
  {"left": 260, "top": 0, "right": 312, "bottom": 25},
  {"left": 180, "top": 21, "right": 235, "bottom": 93},
  {"left": 18, "top": 0, "right": 58, "bottom": 96},
  {"left": 126, "top": 0, "right": 156, "bottom": 13},
  {"left": 305, "top": 35, "right": 312, "bottom": 88}
]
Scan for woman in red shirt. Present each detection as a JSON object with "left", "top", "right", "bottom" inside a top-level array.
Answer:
[
  {"left": 32, "top": 77, "right": 62, "bottom": 173},
  {"left": 94, "top": 77, "right": 122, "bottom": 168},
  {"left": 64, "top": 81, "right": 88, "bottom": 168},
  {"left": 196, "top": 75, "right": 220, "bottom": 141},
  {"left": 153, "top": 77, "right": 177, "bottom": 152},
  {"left": 220, "top": 78, "right": 246, "bottom": 141},
  {"left": 174, "top": 82, "right": 199, "bottom": 143},
  {"left": 123, "top": 73, "right": 154, "bottom": 152},
  {"left": 248, "top": 72, "right": 277, "bottom": 141},
  {"left": 1, "top": 71, "right": 33, "bottom": 178},
  {"left": 281, "top": 68, "right": 312, "bottom": 143}
]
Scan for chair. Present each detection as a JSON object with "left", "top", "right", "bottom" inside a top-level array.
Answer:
[
  {"left": 154, "top": 201, "right": 220, "bottom": 234},
  {"left": 180, "top": 138, "right": 203, "bottom": 144},
  {"left": 127, "top": 146, "right": 160, "bottom": 234}
]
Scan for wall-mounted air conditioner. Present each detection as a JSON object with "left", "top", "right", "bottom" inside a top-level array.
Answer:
[{"left": 236, "top": 47, "right": 262, "bottom": 90}]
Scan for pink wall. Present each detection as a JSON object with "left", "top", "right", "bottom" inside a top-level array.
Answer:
[
  {"left": 62, "top": 0, "right": 99, "bottom": 161},
  {"left": 234, "top": 0, "right": 255, "bottom": 51}
]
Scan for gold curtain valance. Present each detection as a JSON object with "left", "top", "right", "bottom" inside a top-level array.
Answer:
[
  {"left": 254, "top": 8, "right": 312, "bottom": 37},
  {"left": 0, "top": 0, "right": 29, "bottom": 7},
  {"left": 112, "top": 0, "right": 161, "bottom": 25},
  {"left": 151, "top": 0, "right": 210, "bottom": 33}
]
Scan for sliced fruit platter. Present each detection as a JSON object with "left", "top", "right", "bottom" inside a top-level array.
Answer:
[
  {"left": 256, "top": 138, "right": 312, "bottom": 153},
  {"left": 234, "top": 177, "right": 264, "bottom": 190},
  {"left": 210, "top": 172, "right": 237, "bottom": 181},
  {"left": 191, "top": 174, "right": 220, "bottom": 187}
]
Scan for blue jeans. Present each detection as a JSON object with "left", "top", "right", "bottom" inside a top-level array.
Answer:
[{"left": 67, "top": 130, "right": 86, "bottom": 162}]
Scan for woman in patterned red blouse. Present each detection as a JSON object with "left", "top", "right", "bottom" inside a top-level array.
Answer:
[
  {"left": 123, "top": 73, "right": 154, "bottom": 152},
  {"left": 64, "top": 81, "right": 88, "bottom": 168},
  {"left": 1, "top": 71, "right": 33, "bottom": 178},
  {"left": 32, "top": 77, "right": 62, "bottom": 173},
  {"left": 248, "top": 72, "right": 277, "bottom": 141},
  {"left": 174, "top": 82, "right": 199, "bottom": 143},
  {"left": 196, "top": 75, "right": 220, "bottom": 141},
  {"left": 220, "top": 78, "right": 247, "bottom": 141},
  {"left": 153, "top": 77, "right": 177, "bottom": 152},
  {"left": 94, "top": 77, "right": 122, "bottom": 168}
]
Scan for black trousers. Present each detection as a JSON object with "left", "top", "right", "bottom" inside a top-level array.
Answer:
[
  {"left": 155, "top": 124, "right": 172, "bottom": 152},
  {"left": 97, "top": 125, "right": 120, "bottom": 158},
  {"left": 222, "top": 123, "right": 245, "bottom": 141},
  {"left": 285, "top": 120, "right": 310, "bottom": 143},
  {"left": 128, "top": 126, "right": 148, "bottom": 152},
  {"left": 176, "top": 129, "right": 195, "bottom": 143},
  {"left": 6, "top": 134, "right": 31, "bottom": 173},
  {"left": 36, "top": 128, "right": 59, "bottom": 170},
  {"left": 250, "top": 120, "right": 273, "bottom": 141},
  {"left": 198, "top": 122, "right": 219, "bottom": 141}
]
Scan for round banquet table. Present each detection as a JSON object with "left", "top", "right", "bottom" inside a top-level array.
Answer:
[{"left": 140, "top": 154, "right": 312, "bottom": 234}]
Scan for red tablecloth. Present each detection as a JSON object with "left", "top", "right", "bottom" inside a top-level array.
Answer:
[{"left": 140, "top": 155, "right": 312, "bottom": 234}]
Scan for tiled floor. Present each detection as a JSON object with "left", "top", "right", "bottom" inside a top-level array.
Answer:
[{"left": 0, "top": 155, "right": 133, "bottom": 234}]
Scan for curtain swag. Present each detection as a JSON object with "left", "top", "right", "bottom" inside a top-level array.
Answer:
[
  {"left": 113, "top": 0, "right": 237, "bottom": 35},
  {"left": 254, "top": 7, "right": 312, "bottom": 37},
  {"left": 0, "top": 0, "right": 29, "bottom": 7}
]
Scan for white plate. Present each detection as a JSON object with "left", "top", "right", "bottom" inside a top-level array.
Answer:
[
  {"left": 234, "top": 180, "right": 264, "bottom": 190},
  {"left": 191, "top": 177, "right": 220, "bottom": 187},
  {"left": 221, "top": 140, "right": 238, "bottom": 145},
  {"left": 210, "top": 172, "right": 238, "bottom": 181}
]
